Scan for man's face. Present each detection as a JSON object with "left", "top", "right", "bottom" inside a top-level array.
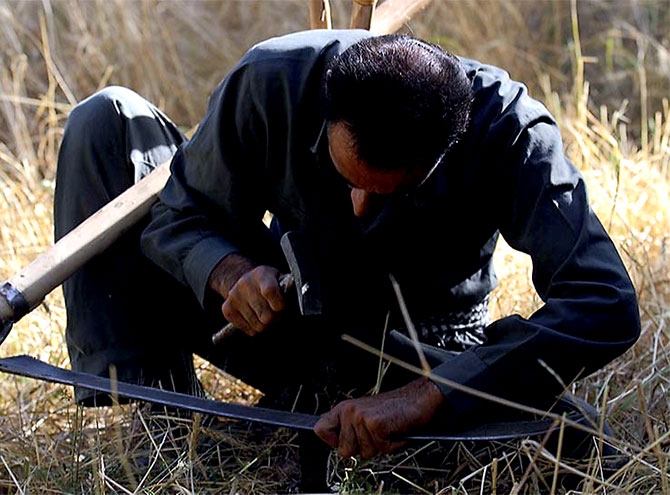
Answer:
[{"left": 328, "top": 122, "right": 420, "bottom": 218}]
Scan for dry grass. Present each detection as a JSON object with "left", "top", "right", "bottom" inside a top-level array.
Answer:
[{"left": 0, "top": 0, "right": 668, "bottom": 493}]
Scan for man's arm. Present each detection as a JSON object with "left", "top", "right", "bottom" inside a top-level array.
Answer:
[
  {"left": 140, "top": 56, "right": 272, "bottom": 309},
  {"left": 430, "top": 120, "right": 641, "bottom": 417}
]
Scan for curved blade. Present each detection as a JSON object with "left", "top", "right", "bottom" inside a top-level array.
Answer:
[
  {"left": 0, "top": 320, "right": 12, "bottom": 347},
  {"left": 0, "top": 355, "right": 318, "bottom": 430},
  {"left": 0, "top": 355, "right": 571, "bottom": 442},
  {"left": 405, "top": 416, "right": 569, "bottom": 442}
]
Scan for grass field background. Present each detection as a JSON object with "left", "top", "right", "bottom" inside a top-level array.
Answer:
[{"left": 0, "top": 0, "right": 668, "bottom": 493}]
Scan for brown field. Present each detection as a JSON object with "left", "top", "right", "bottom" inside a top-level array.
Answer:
[{"left": 0, "top": 0, "right": 668, "bottom": 493}]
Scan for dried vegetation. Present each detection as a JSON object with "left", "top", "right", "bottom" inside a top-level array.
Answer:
[{"left": 0, "top": 0, "right": 668, "bottom": 493}]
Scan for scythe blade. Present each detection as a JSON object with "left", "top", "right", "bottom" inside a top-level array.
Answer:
[{"left": 0, "top": 354, "right": 566, "bottom": 442}]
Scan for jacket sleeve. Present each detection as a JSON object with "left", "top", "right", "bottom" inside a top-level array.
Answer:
[
  {"left": 431, "top": 119, "right": 641, "bottom": 416},
  {"left": 140, "top": 29, "right": 370, "bottom": 308},
  {"left": 140, "top": 59, "right": 274, "bottom": 307}
]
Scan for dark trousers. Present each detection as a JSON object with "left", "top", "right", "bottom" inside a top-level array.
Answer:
[
  {"left": 55, "top": 87, "right": 202, "bottom": 405},
  {"left": 54, "top": 87, "right": 421, "bottom": 410}
]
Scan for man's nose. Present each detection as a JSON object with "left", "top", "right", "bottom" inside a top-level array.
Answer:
[{"left": 350, "top": 188, "right": 371, "bottom": 218}]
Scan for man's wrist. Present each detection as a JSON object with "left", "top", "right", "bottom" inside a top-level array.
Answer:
[
  {"left": 417, "top": 376, "right": 446, "bottom": 413},
  {"left": 208, "top": 253, "right": 256, "bottom": 299}
]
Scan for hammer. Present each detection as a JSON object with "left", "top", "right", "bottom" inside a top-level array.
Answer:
[{"left": 211, "top": 230, "right": 322, "bottom": 344}]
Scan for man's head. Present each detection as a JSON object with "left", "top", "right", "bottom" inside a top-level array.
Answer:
[{"left": 323, "top": 34, "right": 473, "bottom": 216}]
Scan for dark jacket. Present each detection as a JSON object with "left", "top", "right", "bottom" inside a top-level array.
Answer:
[{"left": 141, "top": 29, "right": 640, "bottom": 416}]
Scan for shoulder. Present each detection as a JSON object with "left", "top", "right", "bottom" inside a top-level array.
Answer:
[
  {"left": 219, "top": 29, "right": 374, "bottom": 102},
  {"left": 240, "top": 29, "right": 374, "bottom": 67},
  {"left": 459, "top": 56, "right": 555, "bottom": 132},
  {"left": 447, "top": 57, "right": 568, "bottom": 189}
]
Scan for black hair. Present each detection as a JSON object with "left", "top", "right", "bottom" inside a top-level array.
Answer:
[{"left": 323, "top": 34, "right": 473, "bottom": 175}]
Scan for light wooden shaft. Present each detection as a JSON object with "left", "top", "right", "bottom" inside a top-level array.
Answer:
[
  {"left": 309, "top": 0, "right": 332, "bottom": 29},
  {"left": 0, "top": 160, "right": 171, "bottom": 323},
  {"left": 370, "top": 0, "right": 434, "bottom": 35},
  {"left": 350, "top": 0, "right": 377, "bottom": 30}
]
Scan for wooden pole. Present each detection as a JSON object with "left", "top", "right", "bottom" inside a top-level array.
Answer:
[
  {"left": 0, "top": 160, "right": 171, "bottom": 330},
  {"left": 369, "top": 0, "right": 434, "bottom": 35},
  {"left": 349, "top": 0, "right": 378, "bottom": 30},
  {"left": 309, "top": 0, "right": 332, "bottom": 29}
]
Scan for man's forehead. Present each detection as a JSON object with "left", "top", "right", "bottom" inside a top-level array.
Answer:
[{"left": 327, "top": 122, "right": 415, "bottom": 195}]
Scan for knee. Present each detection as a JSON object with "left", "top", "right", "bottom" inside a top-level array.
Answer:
[
  {"left": 60, "top": 86, "right": 170, "bottom": 173},
  {"left": 56, "top": 87, "right": 152, "bottom": 192},
  {"left": 85, "top": 86, "right": 157, "bottom": 120},
  {"left": 65, "top": 86, "right": 152, "bottom": 135}
]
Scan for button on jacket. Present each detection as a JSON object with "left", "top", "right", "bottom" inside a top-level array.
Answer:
[{"left": 141, "top": 29, "right": 640, "bottom": 417}]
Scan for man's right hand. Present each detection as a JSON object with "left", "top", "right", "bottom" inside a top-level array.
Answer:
[{"left": 208, "top": 254, "right": 286, "bottom": 336}]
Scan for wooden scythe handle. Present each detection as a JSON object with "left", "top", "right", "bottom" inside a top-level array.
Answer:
[
  {"left": 0, "top": 160, "right": 171, "bottom": 328},
  {"left": 309, "top": 0, "right": 332, "bottom": 29},
  {"left": 350, "top": 0, "right": 378, "bottom": 30},
  {"left": 370, "top": 0, "right": 434, "bottom": 35},
  {"left": 0, "top": 0, "right": 435, "bottom": 332}
]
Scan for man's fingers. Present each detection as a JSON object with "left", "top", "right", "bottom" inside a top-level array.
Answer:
[
  {"left": 315, "top": 405, "right": 360, "bottom": 458},
  {"left": 356, "top": 416, "right": 407, "bottom": 457},
  {"left": 221, "top": 300, "right": 258, "bottom": 335},
  {"left": 315, "top": 400, "right": 412, "bottom": 460},
  {"left": 314, "top": 412, "right": 341, "bottom": 449},
  {"left": 354, "top": 421, "right": 378, "bottom": 459},
  {"left": 337, "top": 418, "right": 358, "bottom": 458},
  {"left": 259, "top": 278, "right": 286, "bottom": 313},
  {"left": 221, "top": 266, "right": 287, "bottom": 335}
]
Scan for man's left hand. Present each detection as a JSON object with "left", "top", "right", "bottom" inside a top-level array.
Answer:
[{"left": 313, "top": 376, "right": 445, "bottom": 459}]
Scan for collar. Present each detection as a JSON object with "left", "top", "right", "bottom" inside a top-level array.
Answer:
[{"left": 310, "top": 120, "right": 329, "bottom": 158}]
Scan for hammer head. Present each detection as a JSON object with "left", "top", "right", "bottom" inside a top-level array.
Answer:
[{"left": 280, "top": 231, "right": 322, "bottom": 317}]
